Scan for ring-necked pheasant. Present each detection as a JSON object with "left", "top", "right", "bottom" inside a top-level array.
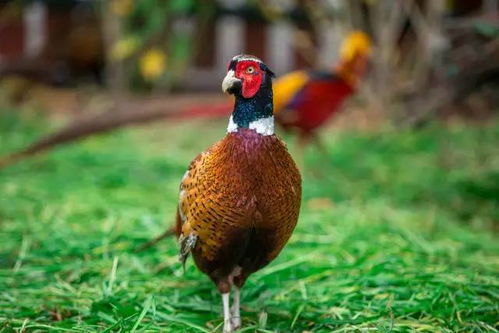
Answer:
[{"left": 176, "top": 55, "right": 301, "bottom": 332}]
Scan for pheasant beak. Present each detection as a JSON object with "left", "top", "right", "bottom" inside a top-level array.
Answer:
[{"left": 222, "top": 70, "right": 242, "bottom": 95}]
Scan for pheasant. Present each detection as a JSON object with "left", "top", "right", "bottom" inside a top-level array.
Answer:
[
  {"left": 273, "top": 31, "right": 371, "bottom": 150},
  {"left": 176, "top": 55, "right": 301, "bottom": 332}
]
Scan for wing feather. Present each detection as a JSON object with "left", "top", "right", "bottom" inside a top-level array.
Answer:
[
  {"left": 176, "top": 145, "right": 253, "bottom": 264},
  {"left": 272, "top": 70, "right": 309, "bottom": 113}
]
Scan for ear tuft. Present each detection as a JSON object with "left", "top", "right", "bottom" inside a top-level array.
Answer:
[{"left": 260, "top": 63, "right": 275, "bottom": 78}]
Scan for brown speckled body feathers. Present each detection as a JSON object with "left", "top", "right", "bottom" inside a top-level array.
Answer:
[{"left": 176, "top": 128, "right": 301, "bottom": 292}]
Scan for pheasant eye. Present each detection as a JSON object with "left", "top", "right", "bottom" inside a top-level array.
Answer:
[{"left": 246, "top": 66, "right": 255, "bottom": 74}]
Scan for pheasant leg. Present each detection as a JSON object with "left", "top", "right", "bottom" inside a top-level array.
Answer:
[
  {"left": 230, "top": 288, "right": 241, "bottom": 329},
  {"left": 222, "top": 293, "right": 233, "bottom": 333}
]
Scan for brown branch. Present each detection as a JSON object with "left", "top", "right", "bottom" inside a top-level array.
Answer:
[{"left": 0, "top": 94, "right": 224, "bottom": 169}]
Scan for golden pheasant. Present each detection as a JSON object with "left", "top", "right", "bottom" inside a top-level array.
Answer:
[
  {"left": 274, "top": 31, "right": 371, "bottom": 149},
  {"left": 176, "top": 55, "right": 301, "bottom": 332}
]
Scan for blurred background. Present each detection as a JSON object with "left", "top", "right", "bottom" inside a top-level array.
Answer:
[
  {"left": 0, "top": 0, "right": 498, "bottom": 332},
  {"left": 1, "top": 0, "right": 498, "bottom": 114}
]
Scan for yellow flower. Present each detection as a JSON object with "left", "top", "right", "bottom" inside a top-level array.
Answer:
[{"left": 140, "top": 49, "right": 167, "bottom": 81}]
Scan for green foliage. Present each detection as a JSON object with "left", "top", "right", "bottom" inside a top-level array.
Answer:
[
  {"left": 0, "top": 110, "right": 498, "bottom": 332},
  {"left": 474, "top": 22, "right": 499, "bottom": 38}
]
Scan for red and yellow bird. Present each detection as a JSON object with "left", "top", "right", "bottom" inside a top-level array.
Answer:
[
  {"left": 179, "top": 31, "right": 371, "bottom": 150},
  {"left": 273, "top": 31, "right": 371, "bottom": 148},
  {"left": 176, "top": 55, "right": 301, "bottom": 332}
]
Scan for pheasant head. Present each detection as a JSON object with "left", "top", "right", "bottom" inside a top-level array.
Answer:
[{"left": 222, "top": 55, "right": 276, "bottom": 136}]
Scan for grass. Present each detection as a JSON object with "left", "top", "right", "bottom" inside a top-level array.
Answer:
[{"left": 0, "top": 107, "right": 498, "bottom": 332}]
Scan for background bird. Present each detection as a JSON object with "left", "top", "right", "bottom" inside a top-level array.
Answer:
[
  {"left": 274, "top": 31, "right": 371, "bottom": 151},
  {"left": 175, "top": 55, "right": 301, "bottom": 332}
]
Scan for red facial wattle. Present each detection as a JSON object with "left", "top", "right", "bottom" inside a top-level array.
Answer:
[{"left": 235, "top": 61, "right": 263, "bottom": 98}]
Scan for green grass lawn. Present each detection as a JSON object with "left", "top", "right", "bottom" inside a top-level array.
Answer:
[{"left": 0, "top": 108, "right": 498, "bottom": 332}]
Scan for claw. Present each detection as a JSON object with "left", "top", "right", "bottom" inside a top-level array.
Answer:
[
  {"left": 230, "top": 316, "right": 241, "bottom": 330},
  {"left": 223, "top": 320, "right": 233, "bottom": 333}
]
